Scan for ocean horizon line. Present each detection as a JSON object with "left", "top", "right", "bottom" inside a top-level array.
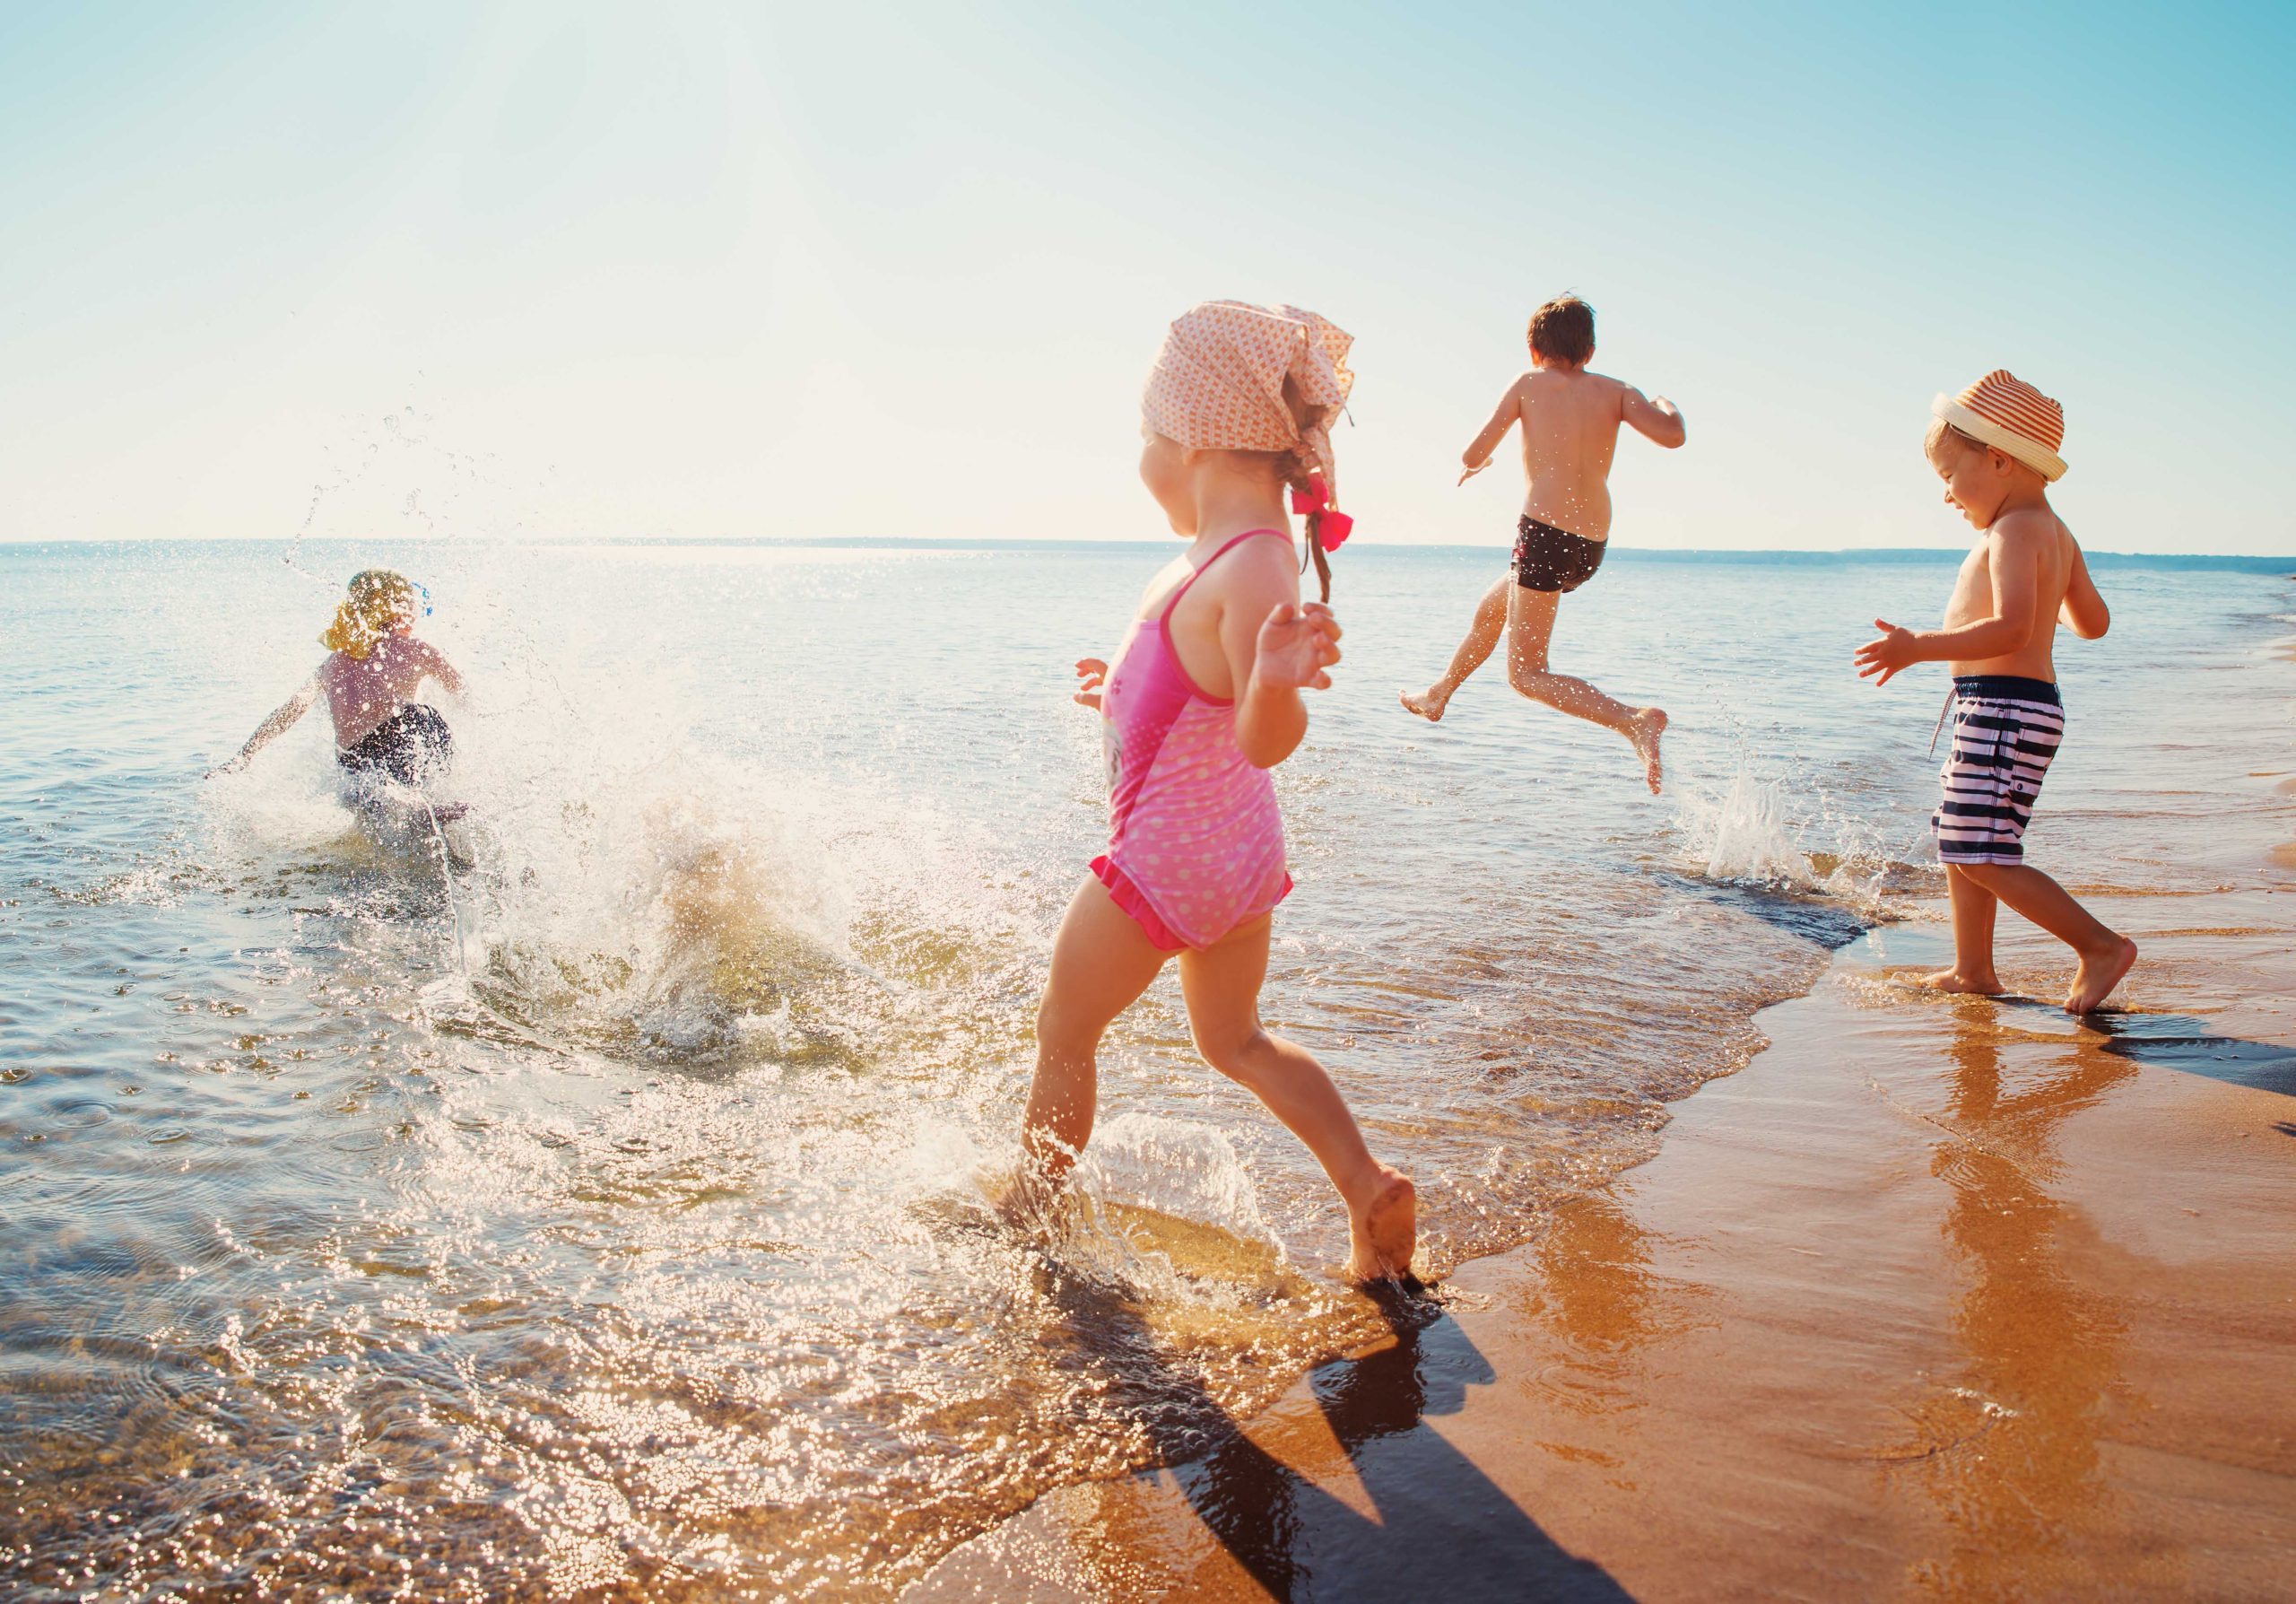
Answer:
[{"left": 4, "top": 536, "right": 2289, "bottom": 573}]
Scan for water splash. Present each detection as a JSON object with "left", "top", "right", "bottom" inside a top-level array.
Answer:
[{"left": 1670, "top": 760, "right": 1928, "bottom": 918}]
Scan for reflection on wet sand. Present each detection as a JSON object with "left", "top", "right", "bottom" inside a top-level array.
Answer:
[
  {"left": 1899, "top": 998, "right": 2147, "bottom": 1595},
  {"left": 1518, "top": 1190, "right": 1693, "bottom": 1436}
]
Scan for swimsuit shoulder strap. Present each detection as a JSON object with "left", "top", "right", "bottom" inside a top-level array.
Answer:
[{"left": 1157, "top": 527, "right": 1292, "bottom": 625}]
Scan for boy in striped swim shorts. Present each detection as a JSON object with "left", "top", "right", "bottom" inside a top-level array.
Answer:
[{"left": 1855, "top": 370, "right": 2138, "bottom": 1015}]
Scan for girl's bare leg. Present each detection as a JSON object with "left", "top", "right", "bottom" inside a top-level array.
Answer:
[
  {"left": 1177, "top": 915, "right": 1416, "bottom": 1283},
  {"left": 1401, "top": 576, "right": 1509, "bottom": 722},
  {"left": 1922, "top": 863, "right": 2004, "bottom": 993},
  {"left": 1504, "top": 583, "right": 1667, "bottom": 793},
  {"left": 1957, "top": 861, "right": 2137, "bottom": 1014},
  {"left": 1009, "top": 878, "right": 1170, "bottom": 1216}
]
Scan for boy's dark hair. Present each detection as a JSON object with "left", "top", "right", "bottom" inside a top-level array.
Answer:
[{"left": 1527, "top": 295, "right": 1596, "bottom": 365}]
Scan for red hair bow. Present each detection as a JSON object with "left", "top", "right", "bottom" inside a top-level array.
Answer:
[{"left": 1292, "top": 477, "right": 1353, "bottom": 553}]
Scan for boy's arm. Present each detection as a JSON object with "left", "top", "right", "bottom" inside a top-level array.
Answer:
[
  {"left": 1855, "top": 519, "right": 2046, "bottom": 684},
  {"left": 1620, "top": 384, "right": 1687, "bottom": 449},
  {"left": 2059, "top": 542, "right": 2109, "bottom": 639},
  {"left": 1457, "top": 380, "right": 1522, "bottom": 484},
  {"left": 1219, "top": 553, "right": 1339, "bottom": 769},
  {"left": 210, "top": 671, "right": 320, "bottom": 776}
]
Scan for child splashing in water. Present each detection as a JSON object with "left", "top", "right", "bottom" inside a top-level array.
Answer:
[
  {"left": 1007, "top": 301, "right": 1417, "bottom": 1286},
  {"left": 209, "top": 569, "right": 465, "bottom": 815}
]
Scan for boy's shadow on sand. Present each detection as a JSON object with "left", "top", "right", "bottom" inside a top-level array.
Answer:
[
  {"left": 1042, "top": 1274, "right": 1629, "bottom": 1603},
  {"left": 1989, "top": 998, "right": 2296, "bottom": 1099}
]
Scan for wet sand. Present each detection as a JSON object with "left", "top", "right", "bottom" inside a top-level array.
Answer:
[{"left": 912, "top": 887, "right": 2296, "bottom": 1600}]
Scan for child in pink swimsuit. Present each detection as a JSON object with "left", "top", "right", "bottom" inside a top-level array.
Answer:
[
  {"left": 1011, "top": 301, "right": 1417, "bottom": 1287},
  {"left": 208, "top": 569, "right": 465, "bottom": 808}
]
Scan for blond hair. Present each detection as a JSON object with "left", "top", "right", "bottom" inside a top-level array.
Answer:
[
  {"left": 1925, "top": 416, "right": 1991, "bottom": 466},
  {"left": 320, "top": 570, "right": 417, "bottom": 659}
]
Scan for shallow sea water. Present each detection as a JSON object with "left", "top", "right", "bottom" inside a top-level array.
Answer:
[{"left": 2, "top": 536, "right": 2287, "bottom": 1599}]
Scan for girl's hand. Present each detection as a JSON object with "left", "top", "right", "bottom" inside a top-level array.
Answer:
[
  {"left": 1853, "top": 619, "right": 1920, "bottom": 685},
  {"left": 1073, "top": 658, "right": 1109, "bottom": 710},
  {"left": 1457, "top": 459, "right": 1490, "bottom": 486},
  {"left": 1253, "top": 603, "right": 1343, "bottom": 693}
]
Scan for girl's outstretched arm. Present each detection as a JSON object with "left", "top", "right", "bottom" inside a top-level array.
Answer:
[
  {"left": 209, "top": 671, "right": 320, "bottom": 777},
  {"left": 1220, "top": 553, "right": 1342, "bottom": 769},
  {"left": 1072, "top": 657, "right": 1109, "bottom": 710}
]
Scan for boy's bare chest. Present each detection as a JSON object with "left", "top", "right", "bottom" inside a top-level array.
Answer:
[{"left": 1942, "top": 549, "right": 1991, "bottom": 626}]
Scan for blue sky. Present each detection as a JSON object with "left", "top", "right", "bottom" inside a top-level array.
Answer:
[{"left": 2, "top": 1, "right": 2290, "bottom": 553}]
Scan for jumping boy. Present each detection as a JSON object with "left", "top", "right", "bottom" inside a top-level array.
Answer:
[
  {"left": 1855, "top": 370, "right": 2137, "bottom": 1014},
  {"left": 1399, "top": 294, "right": 1684, "bottom": 793}
]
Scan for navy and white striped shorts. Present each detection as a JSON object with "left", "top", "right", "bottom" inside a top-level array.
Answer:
[{"left": 1934, "top": 676, "right": 2064, "bottom": 867}]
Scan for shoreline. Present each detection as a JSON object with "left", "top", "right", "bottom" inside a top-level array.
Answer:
[{"left": 912, "top": 881, "right": 2296, "bottom": 1599}]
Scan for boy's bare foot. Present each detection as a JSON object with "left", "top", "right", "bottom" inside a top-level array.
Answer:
[
  {"left": 1918, "top": 967, "right": 2003, "bottom": 995},
  {"left": 2066, "top": 936, "right": 2137, "bottom": 1015},
  {"left": 1399, "top": 684, "right": 1455, "bottom": 722},
  {"left": 1345, "top": 1167, "right": 1417, "bottom": 1285},
  {"left": 1627, "top": 707, "right": 1667, "bottom": 794}
]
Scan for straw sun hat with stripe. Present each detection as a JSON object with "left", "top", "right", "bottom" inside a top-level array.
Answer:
[{"left": 1931, "top": 369, "right": 2067, "bottom": 482}]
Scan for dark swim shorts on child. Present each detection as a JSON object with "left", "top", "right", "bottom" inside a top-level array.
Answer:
[
  {"left": 336, "top": 703, "right": 454, "bottom": 787},
  {"left": 1933, "top": 676, "right": 2064, "bottom": 866},
  {"left": 1511, "top": 516, "right": 1607, "bottom": 593}
]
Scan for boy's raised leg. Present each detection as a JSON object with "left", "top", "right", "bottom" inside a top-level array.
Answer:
[
  {"left": 1958, "top": 860, "right": 2137, "bottom": 1013},
  {"left": 1923, "top": 862, "right": 2005, "bottom": 993},
  {"left": 1504, "top": 584, "right": 1669, "bottom": 793},
  {"left": 1177, "top": 916, "right": 1416, "bottom": 1285},
  {"left": 1401, "top": 576, "right": 1509, "bottom": 722}
]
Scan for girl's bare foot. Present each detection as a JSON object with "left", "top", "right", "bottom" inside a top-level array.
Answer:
[
  {"left": 992, "top": 1167, "right": 1062, "bottom": 1235},
  {"left": 1399, "top": 684, "right": 1455, "bottom": 722},
  {"left": 1918, "top": 967, "right": 2003, "bottom": 995},
  {"left": 1345, "top": 1167, "right": 1417, "bottom": 1285},
  {"left": 2066, "top": 936, "right": 2137, "bottom": 1015},
  {"left": 1627, "top": 707, "right": 1667, "bottom": 794}
]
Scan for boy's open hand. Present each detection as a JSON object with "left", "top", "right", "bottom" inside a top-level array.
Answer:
[
  {"left": 1254, "top": 602, "right": 1343, "bottom": 692},
  {"left": 1073, "top": 658, "right": 1109, "bottom": 710},
  {"left": 1854, "top": 619, "right": 1921, "bottom": 685}
]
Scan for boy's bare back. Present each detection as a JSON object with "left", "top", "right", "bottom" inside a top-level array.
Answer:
[{"left": 1466, "top": 367, "right": 1684, "bottom": 540}]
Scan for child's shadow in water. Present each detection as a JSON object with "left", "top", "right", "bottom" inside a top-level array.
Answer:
[{"left": 1046, "top": 1275, "right": 1630, "bottom": 1602}]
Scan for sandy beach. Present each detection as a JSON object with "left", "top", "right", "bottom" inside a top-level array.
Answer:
[{"left": 915, "top": 833, "right": 2296, "bottom": 1599}]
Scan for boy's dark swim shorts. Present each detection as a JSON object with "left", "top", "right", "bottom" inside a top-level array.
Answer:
[{"left": 1512, "top": 516, "right": 1606, "bottom": 593}]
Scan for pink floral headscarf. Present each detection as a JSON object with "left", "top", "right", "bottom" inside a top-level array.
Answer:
[{"left": 1141, "top": 300, "right": 1354, "bottom": 500}]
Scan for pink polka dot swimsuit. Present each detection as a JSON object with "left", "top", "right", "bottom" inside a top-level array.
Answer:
[{"left": 1091, "top": 530, "right": 1293, "bottom": 951}]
